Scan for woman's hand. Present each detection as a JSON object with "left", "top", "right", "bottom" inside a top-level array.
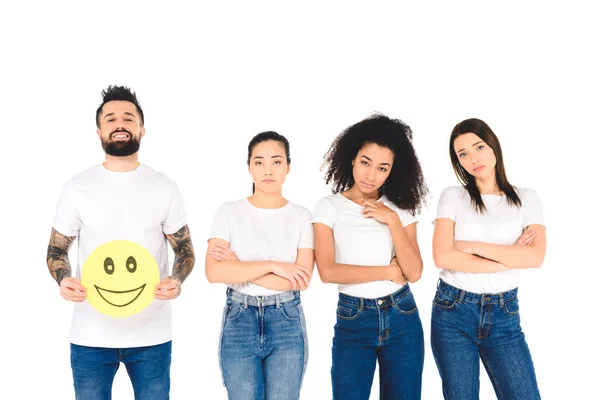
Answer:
[
  {"left": 515, "top": 228, "right": 537, "bottom": 246},
  {"left": 270, "top": 262, "right": 312, "bottom": 290},
  {"left": 390, "top": 257, "right": 407, "bottom": 285},
  {"left": 361, "top": 199, "right": 399, "bottom": 225},
  {"left": 208, "top": 243, "right": 239, "bottom": 262}
]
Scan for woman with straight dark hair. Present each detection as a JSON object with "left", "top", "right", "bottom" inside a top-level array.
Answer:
[
  {"left": 313, "top": 114, "right": 428, "bottom": 399},
  {"left": 205, "top": 131, "right": 314, "bottom": 400},
  {"left": 431, "top": 118, "right": 545, "bottom": 400}
]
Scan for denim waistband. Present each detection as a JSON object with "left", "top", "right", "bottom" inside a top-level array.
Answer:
[
  {"left": 437, "top": 279, "right": 518, "bottom": 305},
  {"left": 226, "top": 287, "right": 300, "bottom": 308},
  {"left": 338, "top": 284, "right": 412, "bottom": 310}
]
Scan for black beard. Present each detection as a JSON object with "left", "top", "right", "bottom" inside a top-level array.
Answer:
[{"left": 102, "top": 135, "right": 141, "bottom": 157}]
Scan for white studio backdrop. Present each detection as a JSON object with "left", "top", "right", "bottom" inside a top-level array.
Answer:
[{"left": 1, "top": 1, "right": 598, "bottom": 399}]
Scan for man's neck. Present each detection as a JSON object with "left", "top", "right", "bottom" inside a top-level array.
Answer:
[{"left": 103, "top": 154, "right": 140, "bottom": 172}]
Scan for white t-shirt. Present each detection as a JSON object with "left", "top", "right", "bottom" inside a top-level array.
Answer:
[
  {"left": 53, "top": 164, "right": 187, "bottom": 348},
  {"left": 209, "top": 199, "right": 314, "bottom": 296},
  {"left": 435, "top": 186, "right": 545, "bottom": 294},
  {"left": 312, "top": 193, "right": 418, "bottom": 299}
]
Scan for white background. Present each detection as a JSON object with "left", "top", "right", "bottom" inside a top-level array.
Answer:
[{"left": 1, "top": 1, "right": 598, "bottom": 399}]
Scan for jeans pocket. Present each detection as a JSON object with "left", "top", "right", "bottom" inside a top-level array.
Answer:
[
  {"left": 394, "top": 292, "right": 418, "bottom": 315},
  {"left": 432, "top": 290, "right": 457, "bottom": 310},
  {"left": 281, "top": 299, "right": 301, "bottom": 320},
  {"left": 503, "top": 297, "right": 520, "bottom": 315},
  {"left": 336, "top": 302, "right": 361, "bottom": 320},
  {"left": 225, "top": 301, "right": 243, "bottom": 321}
]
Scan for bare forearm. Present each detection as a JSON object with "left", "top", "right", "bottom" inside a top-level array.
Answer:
[
  {"left": 434, "top": 249, "right": 508, "bottom": 273},
  {"left": 206, "top": 260, "right": 274, "bottom": 284},
  {"left": 319, "top": 263, "right": 397, "bottom": 284},
  {"left": 251, "top": 248, "right": 314, "bottom": 290},
  {"left": 46, "top": 228, "right": 75, "bottom": 285},
  {"left": 166, "top": 225, "right": 196, "bottom": 283},
  {"left": 473, "top": 242, "right": 544, "bottom": 269},
  {"left": 251, "top": 274, "right": 295, "bottom": 291},
  {"left": 389, "top": 218, "right": 423, "bottom": 281}
]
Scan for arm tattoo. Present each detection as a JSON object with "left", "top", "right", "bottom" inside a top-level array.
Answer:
[
  {"left": 46, "top": 228, "right": 76, "bottom": 286},
  {"left": 166, "top": 225, "right": 195, "bottom": 284}
]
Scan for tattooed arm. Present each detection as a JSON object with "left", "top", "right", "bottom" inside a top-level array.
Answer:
[
  {"left": 47, "top": 228, "right": 87, "bottom": 302},
  {"left": 155, "top": 225, "right": 196, "bottom": 300},
  {"left": 167, "top": 225, "right": 195, "bottom": 283}
]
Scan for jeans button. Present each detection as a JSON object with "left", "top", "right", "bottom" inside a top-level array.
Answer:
[{"left": 377, "top": 300, "right": 383, "bottom": 305}]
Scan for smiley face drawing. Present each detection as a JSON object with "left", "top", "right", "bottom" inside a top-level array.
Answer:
[{"left": 82, "top": 240, "right": 160, "bottom": 317}]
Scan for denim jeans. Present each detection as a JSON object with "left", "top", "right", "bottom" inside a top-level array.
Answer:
[
  {"left": 219, "top": 288, "right": 308, "bottom": 400},
  {"left": 331, "top": 285, "right": 424, "bottom": 400},
  {"left": 431, "top": 279, "right": 541, "bottom": 400},
  {"left": 70, "top": 340, "right": 171, "bottom": 400}
]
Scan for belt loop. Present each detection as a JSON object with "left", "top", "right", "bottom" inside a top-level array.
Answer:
[
  {"left": 437, "top": 278, "right": 441, "bottom": 289},
  {"left": 457, "top": 290, "right": 466, "bottom": 304},
  {"left": 499, "top": 292, "right": 504, "bottom": 307},
  {"left": 243, "top": 294, "right": 248, "bottom": 309},
  {"left": 390, "top": 293, "right": 397, "bottom": 307},
  {"left": 359, "top": 297, "right": 364, "bottom": 310},
  {"left": 276, "top": 295, "right": 281, "bottom": 308}
]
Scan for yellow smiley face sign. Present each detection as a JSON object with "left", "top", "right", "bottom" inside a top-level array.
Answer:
[{"left": 82, "top": 240, "right": 160, "bottom": 317}]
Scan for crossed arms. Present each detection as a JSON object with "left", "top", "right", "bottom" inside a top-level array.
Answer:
[{"left": 432, "top": 218, "right": 546, "bottom": 272}]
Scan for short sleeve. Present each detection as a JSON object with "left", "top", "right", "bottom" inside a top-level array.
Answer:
[
  {"left": 312, "top": 197, "right": 336, "bottom": 228},
  {"left": 435, "top": 187, "right": 457, "bottom": 222},
  {"left": 209, "top": 203, "right": 232, "bottom": 243},
  {"left": 52, "top": 183, "right": 82, "bottom": 237},
  {"left": 522, "top": 190, "right": 545, "bottom": 228},
  {"left": 398, "top": 209, "right": 418, "bottom": 227},
  {"left": 162, "top": 184, "right": 188, "bottom": 234},
  {"left": 298, "top": 209, "right": 314, "bottom": 249}
]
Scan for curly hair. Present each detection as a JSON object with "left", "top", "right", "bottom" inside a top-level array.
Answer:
[{"left": 321, "top": 113, "right": 428, "bottom": 214}]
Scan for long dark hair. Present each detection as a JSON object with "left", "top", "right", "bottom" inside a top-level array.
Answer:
[
  {"left": 321, "top": 113, "right": 428, "bottom": 214},
  {"left": 450, "top": 118, "right": 521, "bottom": 213},
  {"left": 247, "top": 131, "right": 291, "bottom": 194}
]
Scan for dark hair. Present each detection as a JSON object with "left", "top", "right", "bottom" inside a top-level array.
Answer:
[
  {"left": 95, "top": 85, "right": 144, "bottom": 128},
  {"left": 450, "top": 118, "right": 521, "bottom": 213},
  {"left": 247, "top": 131, "right": 291, "bottom": 194},
  {"left": 322, "top": 113, "right": 428, "bottom": 214}
]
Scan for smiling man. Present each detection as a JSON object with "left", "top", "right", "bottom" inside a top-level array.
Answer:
[{"left": 46, "top": 85, "right": 195, "bottom": 399}]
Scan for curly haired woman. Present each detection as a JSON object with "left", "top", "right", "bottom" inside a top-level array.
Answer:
[{"left": 313, "top": 114, "right": 429, "bottom": 400}]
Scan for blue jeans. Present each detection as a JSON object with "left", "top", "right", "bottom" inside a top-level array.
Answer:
[
  {"left": 431, "top": 279, "right": 541, "bottom": 400},
  {"left": 70, "top": 341, "right": 171, "bottom": 400},
  {"left": 331, "top": 285, "right": 424, "bottom": 400},
  {"left": 219, "top": 288, "right": 308, "bottom": 400}
]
